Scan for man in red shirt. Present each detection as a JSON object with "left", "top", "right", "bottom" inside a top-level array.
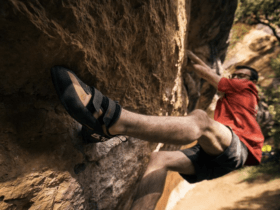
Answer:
[
  {"left": 215, "top": 68, "right": 264, "bottom": 165},
  {"left": 51, "top": 50, "right": 264, "bottom": 210}
]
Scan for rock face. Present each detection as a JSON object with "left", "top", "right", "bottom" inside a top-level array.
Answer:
[
  {"left": 183, "top": 0, "right": 238, "bottom": 113},
  {"left": 0, "top": 0, "right": 237, "bottom": 209},
  {"left": 224, "top": 24, "right": 280, "bottom": 86}
]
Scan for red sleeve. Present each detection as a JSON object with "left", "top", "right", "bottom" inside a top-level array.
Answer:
[{"left": 218, "top": 78, "right": 251, "bottom": 93}]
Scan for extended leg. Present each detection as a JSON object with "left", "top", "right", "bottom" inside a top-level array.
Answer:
[
  {"left": 109, "top": 109, "right": 206, "bottom": 144},
  {"left": 110, "top": 109, "right": 232, "bottom": 155},
  {"left": 51, "top": 66, "right": 229, "bottom": 148}
]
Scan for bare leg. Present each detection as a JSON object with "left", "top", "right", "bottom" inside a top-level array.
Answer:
[
  {"left": 109, "top": 109, "right": 204, "bottom": 144},
  {"left": 53, "top": 61, "right": 232, "bottom": 210},
  {"left": 109, "top": 109, "right": 232, "bottom": 155},
  {"left": 130, "top": 151, "right": 195, "bottom": 210},
  {"left": 108, "top": 109, "right": 233, "bottom": 210}
]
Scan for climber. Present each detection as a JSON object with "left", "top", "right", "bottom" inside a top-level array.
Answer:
[{"left": 51, "top": 50, "right": 264, "bottom": 210}]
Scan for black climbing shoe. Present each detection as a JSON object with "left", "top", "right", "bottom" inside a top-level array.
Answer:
[{"left": 51, "top": 66, "right": 122, "bottom": 142}]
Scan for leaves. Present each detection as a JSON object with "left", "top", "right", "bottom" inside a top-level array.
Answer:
[
  {"left": 263, "top": 89, "right": 280, "bottom": 148},
  {"left": 235, "top": 0, "right": 280, "bottom": 42},
  {"left": 271, "top": 54, "right": 280, "bottom": 77},
  {"left": 259, "top": 55, "right": 280, "bottom": 148}
]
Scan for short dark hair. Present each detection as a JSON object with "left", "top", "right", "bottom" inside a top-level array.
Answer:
[{"left": 235, "top": 65, "right": 259, "bottom": 81}]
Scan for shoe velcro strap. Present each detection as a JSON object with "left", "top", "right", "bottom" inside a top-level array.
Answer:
[
  {"left": 103, "top": 98, "right": 116, "bottom": 127},
  {"left": 92, "top": 88, "right": 103, "bottom": 112}
]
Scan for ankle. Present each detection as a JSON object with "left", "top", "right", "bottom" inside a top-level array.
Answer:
[{"left": 108, "top": 120, "right": 125, "bottom": 136}]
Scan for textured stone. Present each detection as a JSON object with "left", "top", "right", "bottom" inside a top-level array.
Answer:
[
  {"left": 0, "top": 0, "right": 237, "bottom": 209},
  {"left": 183, "top": 0, "right": 238, "bottom": 112},
  {"left": 84, "top": 136, "right": 128, "bottom": 162}
]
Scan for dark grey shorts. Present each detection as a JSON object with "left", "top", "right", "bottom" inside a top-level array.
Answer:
[{"left": 179, "top": 127, "right": 248, "bottom": 183}]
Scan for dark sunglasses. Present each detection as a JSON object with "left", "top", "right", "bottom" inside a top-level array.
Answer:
[{"left": 230, "top": 73, "right": 251, "bottom": 79}]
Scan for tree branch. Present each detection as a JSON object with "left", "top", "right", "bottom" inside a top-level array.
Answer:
[{"left": 255, "top": 17, "right": 280, "bottom": 43}]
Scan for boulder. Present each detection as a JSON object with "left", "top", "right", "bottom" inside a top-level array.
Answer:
[{"left": 0, "top": 0, "right": 237, "bottom": 209}]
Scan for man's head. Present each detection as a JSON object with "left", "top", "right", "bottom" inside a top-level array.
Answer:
[{"left": 231, "top": 65, "right": 258, "bottom": 84}]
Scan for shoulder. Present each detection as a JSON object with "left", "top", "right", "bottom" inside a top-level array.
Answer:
[{"left": 218, "top": 78, "right": 257, "bottom": 93}]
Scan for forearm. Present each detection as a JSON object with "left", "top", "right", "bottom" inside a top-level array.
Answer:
[
  {"left": 191, "top": 64, "right": 221, "bottom": 89},
  {"left": 186, "top": 50, "right": 221, "bottom": 89}
]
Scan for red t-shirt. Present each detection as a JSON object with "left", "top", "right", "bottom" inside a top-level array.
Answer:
[{"left": 214, "top": 78, "right": 264, "bottom": 165}]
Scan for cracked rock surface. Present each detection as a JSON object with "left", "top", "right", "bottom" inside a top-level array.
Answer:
[{"left": 0, "top": 0, "right": 237, "bottom": 209}]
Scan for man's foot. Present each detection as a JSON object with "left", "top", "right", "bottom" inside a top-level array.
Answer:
[{"left": 51, "top": 66, "right": 122, "bottom": 142}]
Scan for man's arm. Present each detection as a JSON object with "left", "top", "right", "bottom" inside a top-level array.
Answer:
[{"left": 186, "top": 50, "right": 222, "bottom": 90}]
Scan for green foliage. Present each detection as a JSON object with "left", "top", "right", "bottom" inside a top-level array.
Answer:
[
  {"left": 266, "top": 88, "right": 280, "bottom": 148},
  {"left": 235, "top": 0, "right": 280, "bottom": 41},
  {"left": 241, "top": 159, "right": 280, "bottom": 182},
  {"left": 270, "top": 54, "right": 280, "bottom": 77},
  {"left": 235, "top": 0, "right": 280, "bottom": 25},
  {"left": 261, "top": 56, "right": 280, "bottom": 148}
]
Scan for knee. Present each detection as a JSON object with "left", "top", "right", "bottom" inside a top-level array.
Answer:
[
  {"left": 148, "top": 152, "right": 168, "bottom": 170},
  {"left": 189, "top": 109, "right": 212, "bottom": 130},
  {"left": 189, "top": 109, "right": 208, "bottom": 119}
]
